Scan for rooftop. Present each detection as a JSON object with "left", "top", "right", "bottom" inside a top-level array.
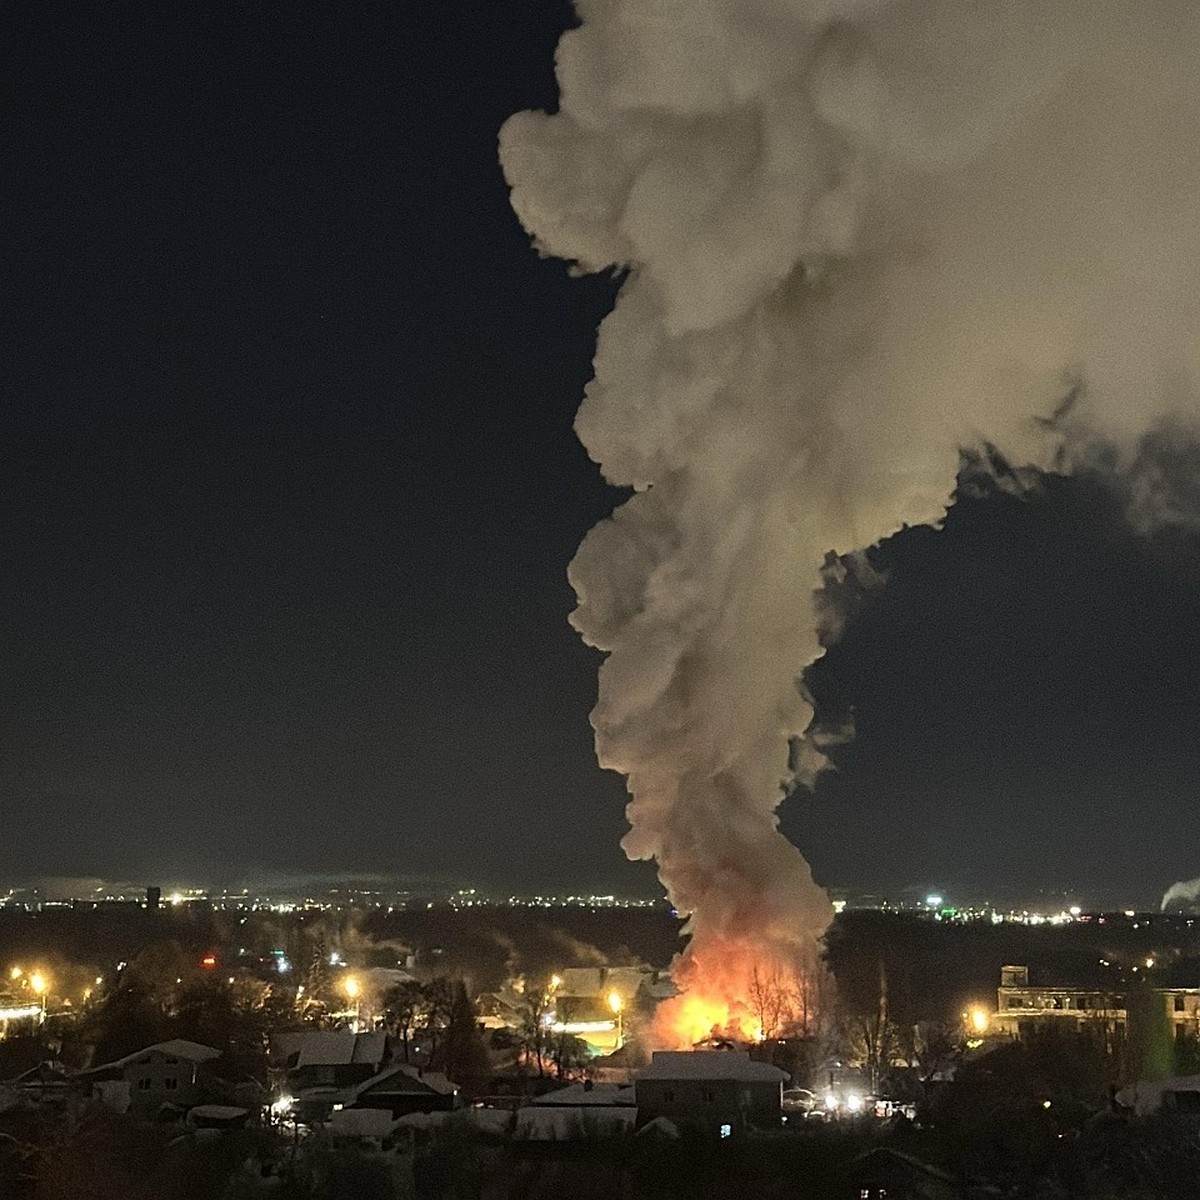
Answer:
[{"left": 638, "top": 1051, "right": 788, "bottom": 1083}]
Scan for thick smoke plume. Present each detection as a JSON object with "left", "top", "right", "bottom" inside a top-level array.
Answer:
[{"left": 501, "top": 1, "right": 1200, "bottom": 1043}]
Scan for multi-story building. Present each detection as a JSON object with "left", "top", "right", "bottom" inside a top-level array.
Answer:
[{"left": 993, "top": 965, "right": 1200, "bottom": 1039}]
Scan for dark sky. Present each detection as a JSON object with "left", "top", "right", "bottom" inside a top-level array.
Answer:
[{"left": 5, "top": 3, "right": 1200, "bottom": 907}]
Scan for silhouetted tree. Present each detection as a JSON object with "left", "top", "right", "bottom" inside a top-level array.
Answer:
[
  {"left": 518, "top": 983, "right": 551, "bottom": 1079},
  {"left": 420, "top": 977, "right": 455, "bottom": 1067},
  {"left": 381, "top": 979, "right": 425, "bottom": 1063},
  {"left": 441, "top": 980, "right": 491, "bottom": 1096}
]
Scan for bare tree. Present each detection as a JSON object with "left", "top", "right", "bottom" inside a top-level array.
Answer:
[
  {"left": 748, "top": 964, "right": 792, "bottom": 1041},
  {"left": 843, "top": 959, "right": 901, "bottom": 1094},
  {"left": 381, "top": 979, "right": 425, "bottom": 1063},
  {"left": 421, "top": 977, "right": 455, "bottom": 1067},
  {"left": 518, "top": 982, "right": 552, "bottom": 1079}
]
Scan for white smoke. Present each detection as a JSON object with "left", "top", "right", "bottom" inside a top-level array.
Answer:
[
  {"left": 501, "top": 0, "right": 1200, "bottom": 1024},
  {"left": 1162, "top": 877, "right": 1200, "bottom": 913}
]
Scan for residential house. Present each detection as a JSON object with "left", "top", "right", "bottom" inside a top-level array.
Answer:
[
  {"left": 78, "top": 1039, "right": 222, "bottom": 1116},
  {"left": 848, "top": 1147, "right": 963, "bottom": 1200},
  {"left": 345, "top": 1062, "right": 458, "bottom": 1118},
  {"left": 514, "top": 1080, "right": 637, "bottom": 1141},
  {"left": 635, "top": 1050, "right": 788, "bottom": 1136},
  {"left": 277, "top": 1029, "right": 391, "bottom": 1093}
]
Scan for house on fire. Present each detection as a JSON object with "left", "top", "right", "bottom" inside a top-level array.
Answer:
[{"left": 635, "top": 1050, "right": 788, "bottom": 1136}]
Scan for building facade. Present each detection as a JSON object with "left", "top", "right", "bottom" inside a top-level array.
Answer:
[
  {"left": 993, "top": 965, "right": 1200, "bottom": 1040},
  {"left": 635, "top": 1050, "right": 787, "bottom": 1136}
]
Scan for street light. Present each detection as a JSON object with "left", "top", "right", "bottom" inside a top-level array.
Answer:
[
  {"left": 608, "top": 990, "right": 624, "bottom": 1049},
  {"left": 344, "top": 977, "right": 361, "bottom": 1031},
  {"left": 30, "top": 972, "right": 48, "bottom": 1022},
  {"left": 966, "top": 1006, "right": 989, "bottom": 1035}
]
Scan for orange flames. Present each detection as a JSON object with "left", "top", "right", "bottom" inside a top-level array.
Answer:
[
  {"left": 652, "top": 940, "right": 817, "bottom": 1049},
  {"left": 656, "top": 990, "right": 764, "bottom": 1047}
]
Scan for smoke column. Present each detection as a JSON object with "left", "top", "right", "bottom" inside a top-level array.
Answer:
[{"left": 501, "top": 1, "right": 1200, "bottom": 1043}]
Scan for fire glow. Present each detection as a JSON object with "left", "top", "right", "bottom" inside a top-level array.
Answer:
[{"left": 653, "top": 945, "right": 814, "bottom": 1049}]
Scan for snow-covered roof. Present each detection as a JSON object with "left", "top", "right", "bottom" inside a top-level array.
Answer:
[
  {"left": 513, "top": 1105, "right": 637, "bottom": 1140},
  {"left": 1116, "top": 1074, "right": 1200, "bottom": 1117},
  {"left": 348, "top": 1063, "right": 456, "bottom": 1100},
  {"left": 530, "top": 1082, "right": 636, "bottom": 1107},
  {"left": 187, "top": 1105, "right": 248, "bottom": 1123},
  {"left": 394, "top": 1110, "right": 452, "bottom": 1130},
  {"left": 557, "top": 966, "right": 648, "bottom": 1000},
  {"left": 330, "top": 1108, "right": 400, "bottom": 1139},
  {"left": 294, "top": 1030, "right": 389, "bottom": 1067},
  {"left": 81, "top": 1040, "right": 221, "bottom": 1075},
  {"left": 638, "top": 1051, "right": 787, "bottom": 1083}
]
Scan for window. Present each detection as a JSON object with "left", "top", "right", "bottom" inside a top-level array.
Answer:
[
  {"left": 137, "top": 1078, "right": 151, "bottom": 1091},
  {"left": 1175, "top": 996, "right": 1186, "bottom": 1013},
  {"left": 719, "top": 1124, "right": 732, "bottom": 1139},
  {"left": 663, "top": 1090, "right": 674, "bottom": 1103},
  {"left": 164, "top": 1057, "right": 178, "bottom": 1065},
  {"left": 703, "top": 1089, "right": 715, "bottom": 1102},
  {"left": 164, "top": 1078, "right": 178, "bottom": 1091}
]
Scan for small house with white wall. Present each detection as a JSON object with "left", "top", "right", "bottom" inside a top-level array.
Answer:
[{"left": 635, "top": 1050, "right": 787, "bottom": 1136}]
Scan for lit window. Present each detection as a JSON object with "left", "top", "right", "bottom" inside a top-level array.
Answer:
[{"left": 719, "top": 1123, "right": 732, "bottom": 1138}]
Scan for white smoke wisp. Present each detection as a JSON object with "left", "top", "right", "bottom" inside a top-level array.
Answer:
[
  {"left": 1162, "top": 877, "right": 1200, "bottom": 913},
  {"left": 500, "top": 0, "right": 1200, "bottom": 1045}
]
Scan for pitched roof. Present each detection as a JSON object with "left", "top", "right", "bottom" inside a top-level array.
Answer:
[
  {"left": 637, "top": 1051, "right": 788, "bottom": 1083},
  {"left": 330, "top": 1108, "right": 401, "bottom": 1139},
  {"left": 294, "top": 1030, "right": 389, "bottom": 1067},
  {"left": 513, "top": 1105, "right": 636, "bottom": 1140},
  {"left": 530, "top": 1082, "right": 635, "bottom": 1106},
  {"left": 557, "top": 966, "right": 649, "bottom": 1001},
  {"left": 80, "top": 1040, "right": 221, "bottom": 1075},
  {"left": 348, "top": 1063, "right": 457, "bottom": 1100}
]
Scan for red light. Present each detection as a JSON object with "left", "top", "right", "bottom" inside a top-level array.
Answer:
[{"left": 201, "top": 955, "right": 217, "bottom": 969}]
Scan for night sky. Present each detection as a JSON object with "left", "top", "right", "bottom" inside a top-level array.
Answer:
[{"left": 5, "top": 2, "right": 1200, "bottom": 907}]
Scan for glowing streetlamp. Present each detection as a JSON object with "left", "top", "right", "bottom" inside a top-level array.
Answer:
[
  {"left": 344, "top": 976, "right": 361, "bottom": 1031},
  {"left": 30, "top": 972, "right": 48, "bottom": 1022},
  {"left": 607, "top": 989, "right": 624, "bottom": 1049},
  {"left": 966, "top": 1006, "right": 989, "bottom": 1035}
]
